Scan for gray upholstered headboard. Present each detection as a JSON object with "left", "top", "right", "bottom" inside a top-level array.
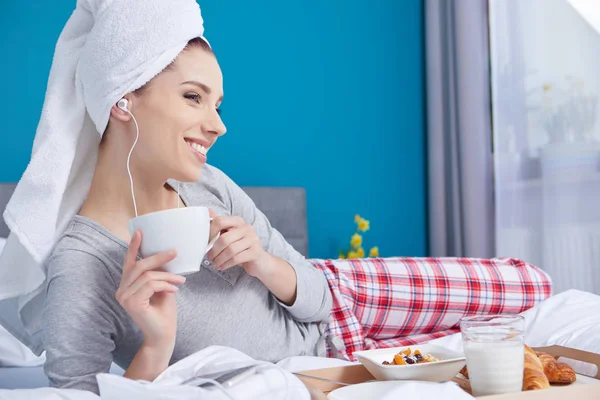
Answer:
[
  {"left": 0, "top": 184, "right": 15, "bottom": 239},
  {"left": 0, "top": 183, "right": 308, "bottom": 256}
]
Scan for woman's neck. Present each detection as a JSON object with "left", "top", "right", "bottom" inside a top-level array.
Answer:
[{"left": 79, "top": 136, "right": 181, "bottom": 238}]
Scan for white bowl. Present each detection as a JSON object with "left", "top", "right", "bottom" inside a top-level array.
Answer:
[{"left": 353, "top": 344, "right": 466, "bottom": 382}]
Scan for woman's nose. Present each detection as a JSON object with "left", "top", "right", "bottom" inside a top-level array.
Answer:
[{"left": 203, "top": 109, "right": 226, "bottom": 137}]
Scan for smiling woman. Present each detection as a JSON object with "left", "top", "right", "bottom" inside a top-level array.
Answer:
[
  {"left": 13, "top": 2, "right": 335, "bottom": 392},
  {"left": 98, "top": 38, "right": 225, "bottom": 187}
]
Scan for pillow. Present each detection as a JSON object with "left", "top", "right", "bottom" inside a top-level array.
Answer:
[
  {"left": 0, "top": 325, "right": 46, "bottom": 367},
  {"left": 0, "top": 236, "right": 46, "bottom": 367},
  {"left": 429, "top": 289, "right": 600, "bottom": 355}
]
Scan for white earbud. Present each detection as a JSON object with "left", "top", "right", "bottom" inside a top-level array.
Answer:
[{"left": 117, "top": 98, "right": 129, "bottom": 112}]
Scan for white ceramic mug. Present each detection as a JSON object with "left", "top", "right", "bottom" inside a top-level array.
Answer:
[{"left": 128, "top": 206, "right": 219, "bottom": 275}]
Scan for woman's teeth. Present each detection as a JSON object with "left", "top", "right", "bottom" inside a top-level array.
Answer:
[{"left": 189, "top": 141, "right": 207, "bottom": 155}]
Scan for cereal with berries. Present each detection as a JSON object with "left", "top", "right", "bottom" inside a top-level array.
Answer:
[{"left": 382, "top": 347, "right": 442, "bottom": 365}]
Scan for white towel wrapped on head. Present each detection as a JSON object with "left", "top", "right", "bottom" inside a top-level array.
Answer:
[{"left": 0, "top": 0, "right": 207, "bottom": 354}]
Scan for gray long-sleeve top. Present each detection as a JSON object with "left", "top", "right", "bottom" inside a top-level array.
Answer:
[{"left": 42, "top": 164, "right": 333, "bottom": 393}]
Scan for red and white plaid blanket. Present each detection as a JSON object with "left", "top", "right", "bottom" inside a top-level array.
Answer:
[{"left": 312, "top": 257, "right": 552, "bottom": 361}]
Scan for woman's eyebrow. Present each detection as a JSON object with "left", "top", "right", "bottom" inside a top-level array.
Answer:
[{"left": 181, "top": 80, "right": 223, "bottom": 102}]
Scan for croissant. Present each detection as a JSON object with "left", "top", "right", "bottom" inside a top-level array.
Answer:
[
  {"left": 536, "top": 352, "right": 576, "bottom": 384},
  {"left": 523, "top": 345, "right": 550, "bottom": 390}
]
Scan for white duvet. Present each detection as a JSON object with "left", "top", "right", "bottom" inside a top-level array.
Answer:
[{"left": 0, "top": 289, "right": 599, "bottom": 400}]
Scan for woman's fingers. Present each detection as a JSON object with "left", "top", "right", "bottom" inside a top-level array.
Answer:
[
  {"left": 212, "top": 236, "right": 254, "bottom": 269},
  {"left": 124, "top": 271, "right": 185, "bottom": 297},
  {"left": 133, "top": 280, "right": 179, "bottom": 301},
  {"left": 209, "top": 215, "right": 245, "bottom": 240},
  {"left": 122, "top": 230, "right": 142, "bottom": 280},
  {"left": 120, "top": 281, "right": 179, "bottom": 311},
  {"left": 207, "top": 227, "right": 246, "bottom": 261},
  {"left": 122, "top": 250, "right": 178, "bottom": 288},
  {"left": 206, "top": 220, "right": 263, "bottom": 271},
  {"left": 217, "top": 248, "right": 256, "bottom": 271}
]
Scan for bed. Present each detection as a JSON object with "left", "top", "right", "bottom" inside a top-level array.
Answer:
[
  {"left": 3, "top": 183, "right": 600, "bottom": 396},
  {"left": 0, "top": 183, "right": 310, "bottom": 390}
]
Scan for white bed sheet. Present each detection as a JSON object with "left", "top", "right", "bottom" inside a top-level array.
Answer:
[
  {"left": 0, "top": 238, "right": 45, "bottom": 369},
  {"left": 0, "top": 364, "right": 125, "bottom": 391},
  {"left": 0, "top": 358, "right": 344, "bottom": 392},
  {"left": 0, "top": 365, "right": 48, "bottom": 389},
  {"left": 1, "top": 289, "right": 599, "bottom": 399}
]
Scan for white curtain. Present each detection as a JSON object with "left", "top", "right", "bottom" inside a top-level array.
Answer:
[{"left": 490, "top": 0, "right": 600, "bottom": 294}]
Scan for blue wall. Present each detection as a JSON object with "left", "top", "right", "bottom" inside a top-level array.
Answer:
[{"left": 0, "top": 1, "right": 426, "bottom": 259}]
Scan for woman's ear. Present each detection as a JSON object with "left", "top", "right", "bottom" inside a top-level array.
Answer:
[{"left": 109, "top": 98, "right": 133, "bottom": 122}]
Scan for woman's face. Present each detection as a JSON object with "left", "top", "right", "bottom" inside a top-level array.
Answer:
[{"left": 130, "top": 47, "right": 226, "bottom": 182}]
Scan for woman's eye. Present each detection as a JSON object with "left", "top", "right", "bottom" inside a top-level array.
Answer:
[
  {"left": 184, "top": 93, "right": 202, "bottom": 103},
  {"left": 216, "top": 108, "right": 222, "bottom": 116}
]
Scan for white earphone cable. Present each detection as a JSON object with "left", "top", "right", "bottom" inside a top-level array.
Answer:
[
  {"left": 122, "top": 99, "right": 180, "bottom": 217},
  {"left": 179, "top": 362, "right": 291, "bottom": 399},
  {"left": 125, "top": 110, "right": 140, "bottom": 218}
]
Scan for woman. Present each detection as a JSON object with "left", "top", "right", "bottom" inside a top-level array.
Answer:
[
  {"left": 1, "top": 0, "right": 552, "bottom": 395},
  {"left": 43, "top": 36, "right": 335, "bottom": 392}
]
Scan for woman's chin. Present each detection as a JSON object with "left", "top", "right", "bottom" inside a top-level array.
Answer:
[{"left": 178, "top": 164, "right": 204, "bottom": 183}]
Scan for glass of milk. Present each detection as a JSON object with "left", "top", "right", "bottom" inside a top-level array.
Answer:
[{"left": 460, "top": 314, "right": 525, "bottom": 396}]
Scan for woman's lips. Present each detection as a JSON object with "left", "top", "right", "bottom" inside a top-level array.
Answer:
[{"left": 185, "top": 139, "right": 208, "bottom": 162}]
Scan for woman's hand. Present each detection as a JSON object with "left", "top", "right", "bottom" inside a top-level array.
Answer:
[
  {"left": 207, "top": 215, "right": 270, "bottom": 277},
  {"left": 207, "top": 214, "right": 298, "bottom": 305},
  {"left": 115, "top": 230, "right": 185, "bottom": 349}
]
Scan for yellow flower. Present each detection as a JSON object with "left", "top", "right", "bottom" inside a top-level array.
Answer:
[
  {"left": 347, "top": 250, "right": 358, "bottom": 259},
  {"left": 338, "top": 251, "right": 346, "bottom": 259},
  {"left": 369, "top": 246, "right": 379, "bottom": 257},
  {"left": 350, "top": 233, "right": 362, "bottom": 249},
  {"left": 357, "top": 218, "right": 370, "bottom": 232},
  {"left": 354, "top": 214, "right": 361, "bottom": 223},
  {"left": 356, "top": 247, "right": 365, "bottom": 258}
]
